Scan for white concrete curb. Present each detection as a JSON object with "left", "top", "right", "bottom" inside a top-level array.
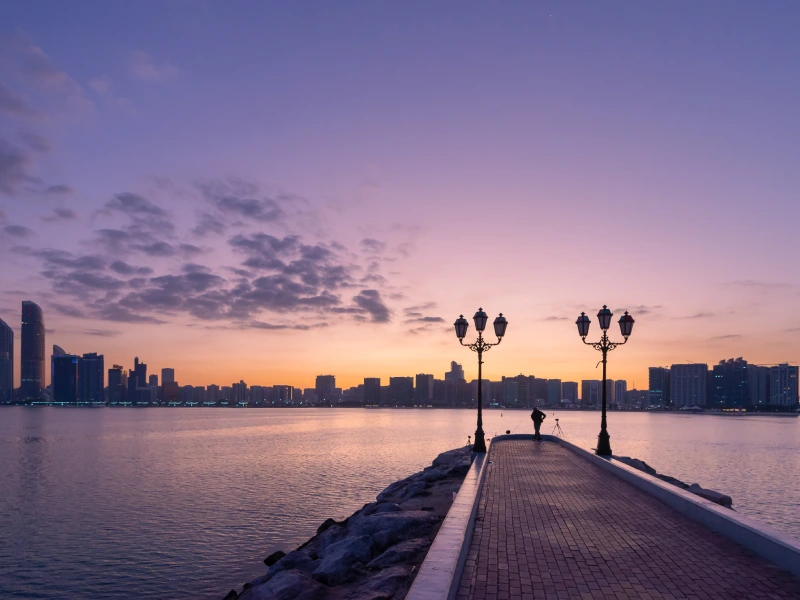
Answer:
[{"left": 405, "top": 446, "right": 491, "bottom": 600}]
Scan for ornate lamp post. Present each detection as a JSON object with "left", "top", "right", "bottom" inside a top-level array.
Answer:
[
  {"left": 454, "top": 309, "right": 508, "bottom": 453},
  {"left": 576, "top": 306, "right": 635, "bottom": 457}
]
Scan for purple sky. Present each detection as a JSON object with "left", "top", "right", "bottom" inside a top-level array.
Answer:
[{"left": 1, "top": 2, "right": 799, "bottom": 388}]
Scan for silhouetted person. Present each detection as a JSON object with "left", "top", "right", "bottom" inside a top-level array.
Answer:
[{"left": 531, "top": 408, "right": 546, "bottom": 440}]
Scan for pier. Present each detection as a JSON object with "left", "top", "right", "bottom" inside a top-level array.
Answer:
[{"left": 409, "top": 437, "right": 800, "bottom": 600}]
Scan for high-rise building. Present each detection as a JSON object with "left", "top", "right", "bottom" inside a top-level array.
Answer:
[
  {"left": 581, "top": 380, "right": 601, "bottom": 407},
  {"left": 546, "top": 380, "right": 562, "bottom": 406},
  {"left": 315, "top": 375, "right": 336, "bottom": 403},
  {"left": 0, "top": 317, "right": 13, "bottom": 403},
  {"left": 614, "top": 380, "right": 627, "bottom": 407},
  {"left": 232, "top": 380, "right": 248, "bottom": 404},
  {"left": 161, "top": 368, "right": 175, "bottom": 384},
  {"left": 415, "top": 374, "right": 434, "bottom": 406},
  {"left": 21, "top": 301, "right": 45, "bottom": 400},
  {"left": 562, "top": 381, "right": 578, "bottom": 403},
  {"left": 748, "top": 365, "right": 770, "bottom": 407},
  {"left": 711, "top": 358, "right": 749, "bottom": 409},
  {"left": 389, "top": 377, "right": 414, "bottom": 407},
  {"left": 604, "top": 379, "right": 615, "bottom": 406},
  {"left": 52, "top": 352, "right": 79, "bottom": 403},
  {"left": 502, "top": 375, "right": 533, "bottom": 408},
  {"left": 272, "top": 385, "right": 293, "bottom": 404},
  {"left": 128, "top": 357, "right": 148, "bottom": 403},
  {"left": 79, "top": 353, "right": 104, "bottom": 404},
  {"left": 670, "top": 364, "right": 708, "bottom": 408},
  {"left": 625, "top": 389, "right": 650, "bottom": 409},
  {"left": 149, "top": 374, "right": 158, "bottom": 387},
  {"left": 108, "top": 365, "right": 124, "bottom": 403},
  {"left": 445, "top": 361, "right": 465, "bottom": 382},
  {"left": 532, "top": 378, "right": 548, "bottom": 404},
  {"left": 648, "top": 367, "right": 670, "bottom": 407},
  {"left": 769, "top": 364, "right": 799, "bottom": 407},
  {"left": 364, "top": 377, "right": 381, "bottom": 405}
]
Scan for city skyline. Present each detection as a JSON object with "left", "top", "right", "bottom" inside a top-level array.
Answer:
[{"left": 2, "top": 5, "right": 799, "bottom": 389}]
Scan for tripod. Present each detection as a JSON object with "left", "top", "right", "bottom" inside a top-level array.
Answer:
[{"left": 552, "top": 418, "right": 565, "bottom": 438}]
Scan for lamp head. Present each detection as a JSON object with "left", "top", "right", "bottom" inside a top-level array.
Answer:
[
  {"left": 597, "top": 305, "right": 613, "bottom": 331},
  {"left": 576, "top": 312, "right": 591, "bottom": 338},
  {"left": 493, "top": 313, "right": 508, "bottom": 338},
  {"left": 473, "top": 308, "right": 488, "bottom": 332},
  {"left": 454, "top": 315, "right": 469, "bottom": 340}
]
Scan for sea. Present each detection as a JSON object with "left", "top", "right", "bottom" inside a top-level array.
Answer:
[{"left": 0, "top": 407, "right": 798, "bottom": 599}]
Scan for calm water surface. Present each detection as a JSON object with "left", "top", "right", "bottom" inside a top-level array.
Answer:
[{"left": 0, "top": 407, "right": 798, "bottom": 599}]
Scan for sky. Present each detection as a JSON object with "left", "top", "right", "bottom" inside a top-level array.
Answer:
[{"left": 1, "top": 2, "right": 799, "bottom": 390}]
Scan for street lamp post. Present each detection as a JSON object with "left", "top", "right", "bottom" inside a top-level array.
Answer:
[
  {"left": 454, "top": 309, "right": 508, "bottom": 453},
  {"left": 575, "top": 306, "right": 635, "bottom": 457}
]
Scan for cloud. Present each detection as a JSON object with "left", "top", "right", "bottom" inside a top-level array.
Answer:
[
  {"left": 0, "top": 34, "right": 92, "bottom": 113},
  {"left": 109, "top": 260, "right": 152, "bottom": 276},
  {"left": 405, "top": 316, "right": 445, "bottom": 324},
  {"left": 88, "top": 78, "right": 110, "bottom": 94},
  {"left": 199, "top": 179, "right": 285, "bottom": 222},
  {"left": 0, "top": 83, "right": 38, "bottom": 117},
  {"left": 543, "top": 316, "right": 569, "bottom": 321},
  {"left": 710, "top": 334, "right": 742, "bottom": 340},
  {"left": 678, "top": 312, "right": 716, "bottom": 320},
  {"left": 360, "top": 238, "right": 386, "bottom": 253},
  {"left": 3, "top": 224, "right": 34, "bottom": 238},
  {"left": 352, "top": 289, "right": 390, "bottom": 323},
  {"left": 41, "top": 207, "right": 78, "bottom": 222},
  {"left": 18, "top": 130, "right": 50, "bottom": 153},
  {"left": 51, "top": 304, "right": 86, "bottom": 318},
  {"left": 0, "top": 208, "right": 6, "bottom": 222},
  {"left": 45, "top": 184, "right": 74, "bottom": 195},
  {"left": 83, "top": 328, "right": 122, "bottom": 337},
  {"left": 131, "top": 51, "right": 177, "bottom": 81},
  {"left": 404, "top": 302, "right": 437, "bottom": 313},
  {"left": 0, "top": 138, "right": 32, "bottom": 195},
  {"left": 723, "top": 280, "right": 791, "bottom": 290},
  {"left": 249, "top": 320, "right": 329, "bottom": 331}
]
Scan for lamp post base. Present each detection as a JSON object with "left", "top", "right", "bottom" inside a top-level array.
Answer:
[
  {"left": 596, "top": 429, "right": 612, "bottom": 457},
  {"left": 473, "top": 429, "right": 487, "bottom": 453}
]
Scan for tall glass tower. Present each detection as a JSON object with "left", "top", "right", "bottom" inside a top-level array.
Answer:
[
  {"left": 21, "top": 301, "right": 45, "bottom": 401},
  {"left": 0, "top": 317, "right": 13, "bottom": 403}
]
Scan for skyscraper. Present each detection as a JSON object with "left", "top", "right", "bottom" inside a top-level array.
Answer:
[
  {"left": 669, "top": 364, "right": 708, "bottom": 408},
  {"left": 415, "top": 374, "right": 434, "bottom": 406},
  {"left": 581, "top": 380, "right": 601, "bottom": 407},
  {"left": 161, "top": 368, "right": 175, "bottom": 384},
  {"left": 562, "top": 381, "right": 579, "bottom": 404},
  {"left": 648, "top": 367, "right": 670, "bottom": 407},
  {"left": 546, "top": 379, "right": 562, "bottom": 406},
  {"left": 614, "top": 380, "right": 628, "bottom": 407},
  {"left": 315, "top": 375, "right": 336, "bottom": 403},
  {"left": 445, "top": 361, "right": 465, "bottom": 382},
  {"left": 769, "top": 364, "right": 799, "bottom": 407},
  {"left": 21, "top": 301, "right": 45, "bottom": 401},
  {"left": 108, "top": 365, "right": 124, "bottom": 403},
  {"left": 0, "top": 317, "right": 13, "bottom": 403},
  {"left": 52, "top": 353, "right": 79, "bottom": 403},
  {"left": 389, "top": 377, "right": 414, "bottom": 407},
  {"left": 711, "top": 358, "right": 750, "bottom": 409},
  {"left": 80, "top": 353, "right": 105, "bottom": 404},
  {"left": 364, "top": 377, "right": 381, "bottom": 406}
]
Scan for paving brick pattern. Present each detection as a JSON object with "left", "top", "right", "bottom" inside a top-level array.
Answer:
[{"left": 457, "top": 440, "right": 800, "bottom": 600}]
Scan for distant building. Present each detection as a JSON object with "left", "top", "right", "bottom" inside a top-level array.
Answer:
[
  {"left": 749, "top": 365, "right": 770, "bottom": 407},
  {"left": 502, "top": 375, "right": 533, "bottom": 408},
  {"left": 711, "top": 358, "right": 749, "bottom": 409},
  {"left": 315, "top": 375, "right": 336, "bottom": 403},
  {"left": 604, "top": 379, "right": 615, "bottom": 406},
  {"left": 206, "top": 384, "right": 220, "bottom": 403},
  {"left": 562, "top": 381, "right": 578, "bottom": 403},
  {"left": 21, "top": 301, "right": 45, "bottom": 400},
  {"left": 625, "top": 389, "right": 650, "bottom": 409},
  {"left": 415, "top": 374, "right": 434, "bottom": 406},
  {"left": 581, "top": 380, "right": 601, "bottom": 407},
  {"left": 128, "top": 357, "right": 148, "bottom": 403},
  {"left": 389, "top": 377, "right": 414, "bottom": 407},
  {"left": 769, "top": 364, "right": 799, "bottom": 407},
  {"left": 161, "top": 368, "right": 175, "bottom": 384},
  {"left": 272, "top": 385, "right": 293, "bottom": 404},
  {"left": 614, "top": 380, "right": 627, "bottom": 407},
  {"left": 149, "top": 374, "right": 158, "bottom": 387},
  {"left": 648, "top": 367, "right": 670, "bottom": 407},
  {"left": 0, "top": 317, "right": 13, "bottom": 403},
  {"left": 181, "top": 385, "right": 195, "bottom": 404},
  {"left": 532, "top": 378, "right": 548, "bottom": 404},
  {"left": 670, "top": 364, "right": 708, "bottom": 408},
  {"left": 108, "top": 365, "right": 124, "bottom": 403},
  {"left": 232, "top": 380, "right": 248, "bottom": 404},
  {"left": 79, "top": 353, "right": 104, "bottom": 403},
  {"left": 445, "top": 361, "right": 465, "bottom": 382},
  {"left": 470, "top": 378, "right": 492, "bottom": 406},
  {"left": 546, "top": 379, "right": 562, "bottom": 406},
  {"left": 52, "top": 352, "right": 79, "bottom": 403},
  {"left": 363, "top": 377, "right": 381, "bottom": 406}
]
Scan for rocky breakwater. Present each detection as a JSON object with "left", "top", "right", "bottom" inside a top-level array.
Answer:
[
  {"left": 223, "top": 446, "right": 474, "bottom": 600},
  {"left": 614, "top": 456, "right": 733, "bottom": 508}
]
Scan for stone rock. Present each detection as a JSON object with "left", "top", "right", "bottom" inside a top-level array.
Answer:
[
  {"left": 614, "top": 456, "right": 657, "bottom": 476},
  {"left": 373, "top": 502, "right": 402, "bottom": 514},
  {"left": 432, "top": 448, "right": 467, "bottom": 467},
  {"left": 367, "top": 538, "right": 430, "bottom": 569},
  {"left": 239, "top": 569, "right": 326, "bottom": 600},
  {"left": 270, "top": 550, "right": 319, "bottom": 576},
  {"left": 421, "top": 468, "right": 446, "bottom": 483},
  {"left": 400, "top": 481, "right": 430, "bottom": 502},
  {"left": 316, "top": 518, "right": 338, "bottom": 535},
  {"left": 656, "top": 474, "right": 689, "bottom": 489},
  {"left": 688, "top": 484, "right": 733, "bottom": 508},
  {"left": 313, "top": 535, "right": 375, "bottom": 585},
  {"left": 348, "top": 565, "right": 411, "bottom": 600},
  {"left": 445, "top": 459, "right": 472, "bottom": 477},
  {"left": 349, "top": 511, "right": 439, "bottom": 538},
  {"left": 377, "top": 476, "right": 416, "bottom": 502},
  {"left": 223, "top": 591, "right": 239, "bottom": 600},
  {"left": 372, "top": 529, "right": 403, "bottom": 552},
  {"left": 264, "top": 550, "right": 286, "bottom": 566}
]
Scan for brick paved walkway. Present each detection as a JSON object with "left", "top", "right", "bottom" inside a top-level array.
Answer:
[{"left": 457, "top": 440, "right": 800, "bottom": 600}]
